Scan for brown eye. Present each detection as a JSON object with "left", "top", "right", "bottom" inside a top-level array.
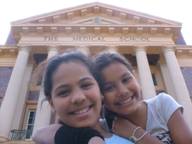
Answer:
[
  {"left": 57, "top": 89, "right": 70, "bottom": 97},
  {"left": 103, "top": 84, "right": 115, "bottom": 92},
  {"left": 122, "top": 75, "right": 132, "bottom": 84},
  {"left": 81, "top": 82, "right": 94, "bottom": 90}
]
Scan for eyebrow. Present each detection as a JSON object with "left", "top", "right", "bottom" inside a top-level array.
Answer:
[
  {"left": 55, "top": 85, "right": 69, "bottom": 91},
  {"left": 79, "top": 76, "right": 94, "bottom": 83},
  {"left": 104, "top": 72, "right": 132, "bottom": 83},
  {"left": 122, "top": 72, "right": 132, "bottom": 78},
  {"left": 55, "top": 76, "right": 94, "bottom": 89}
]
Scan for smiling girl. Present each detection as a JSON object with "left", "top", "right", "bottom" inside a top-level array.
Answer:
[
  {"left": 33, "top": 51, "right": 104, "bottom": 144},
  {"left": 94, "top": 51, "right": 192, "bottom": 144}
]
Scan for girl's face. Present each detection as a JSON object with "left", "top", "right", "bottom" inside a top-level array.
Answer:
[
  {"left": 101, "top": 62, "right": 142, "bottom": 116},
  {"left": 49, "top": 61, "right": 102, "bottom": 127}
]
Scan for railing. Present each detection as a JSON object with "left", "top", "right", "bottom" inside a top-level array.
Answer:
[{"left": 9, "top": 129, "right": 32, "bottom": 140}]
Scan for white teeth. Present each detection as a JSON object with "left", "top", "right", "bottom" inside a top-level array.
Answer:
[
  {"left": 119, "top": 96, "right": 132, "bottom": 105},
  {"left": 74, "top": 107, "right": 89, "bottom": 114}
]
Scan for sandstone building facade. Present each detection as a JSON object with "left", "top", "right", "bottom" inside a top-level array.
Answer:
[{"left": 0, "top": 2, "right": 192, "bottom": 143}]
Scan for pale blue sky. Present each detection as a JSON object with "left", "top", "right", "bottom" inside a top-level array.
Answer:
[{"left": 0, "top": 0, "right": 191, "bottom": 45}]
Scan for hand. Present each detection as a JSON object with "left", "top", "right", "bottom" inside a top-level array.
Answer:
[{"left": 88, "top": 137, "right": 105, "bottom": 144}]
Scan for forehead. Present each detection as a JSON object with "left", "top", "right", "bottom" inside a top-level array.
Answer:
[
  {"left": 103, "top": 62, "right": 128, "bottom": 72},
  {"left": 101, "top": 62, "right": 131, "bottom": 79},
  {"left": 52, "top": 61, "right": 92, "bottom": 82},
  {"left": 58, "top": 60, "right": 87, "bottom": 70}
]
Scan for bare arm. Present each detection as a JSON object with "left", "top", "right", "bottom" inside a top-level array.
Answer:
[
  {"left": 32, "top": 124, "right": 62, "bottom": 144},
  {"left": 167, "top": 109, "right": 192, "bottom": 144},
  {"left": 112, "top": 117, "right": 163, "bottom": 144}
]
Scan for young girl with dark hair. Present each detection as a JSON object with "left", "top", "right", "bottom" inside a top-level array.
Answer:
[{"left": 94, "top": 51, "right": 192, "bottom": 144}]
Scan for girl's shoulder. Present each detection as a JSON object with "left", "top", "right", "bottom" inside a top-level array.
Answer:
[
  {"left": 145, "top": 92, "right": 181, "bottom": 108},
  {"left": 145, "top": 93, "right": 183, "bottom": 125},
  {"left": 32, "top": 124, "right": 62, "bottom": 144}
]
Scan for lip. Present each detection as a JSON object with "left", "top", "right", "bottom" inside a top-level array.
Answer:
[
  {"left": 119, "top": 96, "right": 133, "bottom": 104},
  {"left": 115, "top": 91, "right": 138, "bottom": 107},
  {"left": 69, "top": 104, "right": 94, "bottom": 116},
  {"left": 116, "top": 96, "right": 133, "bottom": 106}
]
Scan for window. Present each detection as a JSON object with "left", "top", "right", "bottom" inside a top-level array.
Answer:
[
  {"left": 23, "top": 109, "right": 36, "bottom": 139},
  {"left": 0, "top": 67, "right": 13, "bottom": 100},
  {"left": 152, "top": 73, "right": 157, "bottom": 86}
]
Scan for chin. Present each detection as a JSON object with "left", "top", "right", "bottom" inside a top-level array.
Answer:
[
  {"left": 116, "top": 108, "right": 135, "bottom": 116},
  {"left": 77, "top": 120, "right": 97, "bottom": 128}
]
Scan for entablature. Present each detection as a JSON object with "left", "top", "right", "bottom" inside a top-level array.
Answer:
[
  {"left": 175, "top": 45, "right": 192, "bottom": 56},
  {"left": 0, "top": 46, "right": 18, "bottom": 56}
]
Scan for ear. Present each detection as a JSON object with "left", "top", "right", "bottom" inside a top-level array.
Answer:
[{"left": 48, "top": 98, "right": 54, "bottom": 108}]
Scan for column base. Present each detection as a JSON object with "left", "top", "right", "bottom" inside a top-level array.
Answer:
[{"left": 0, "top": 136, "right": 8, "bottom": 142}]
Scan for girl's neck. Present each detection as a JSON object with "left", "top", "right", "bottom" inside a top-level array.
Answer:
[{"left": 124, "top": 101, "right": 147, "bottom": 129}]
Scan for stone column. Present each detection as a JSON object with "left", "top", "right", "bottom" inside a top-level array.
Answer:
[
  {"left": 33, "top": 47, "right": 58, "bottom": 134},
  {"left": 135, "top": 47, "right": 156, "bottom": 99},
  {"left": 12, "top": 64, "right": 34, "bottom": 130},
  {"left": 0, "top": 47, "right": 30, "bottom": 141},
  {"left": 159, "top": 63, "right": 176, "bottom": 97},
  {"left": 163, "top": 47, "right": 192, "bottom": 128}
]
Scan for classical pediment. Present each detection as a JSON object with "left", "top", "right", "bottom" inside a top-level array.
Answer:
[
  {"left": 69, "top": 17, "right": 123, "bottom": 25},
  {"left": 11, "top": 2, "right": 181, "bottom": 27}
]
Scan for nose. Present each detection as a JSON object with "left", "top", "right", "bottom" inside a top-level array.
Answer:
[
  {"left": 71, "top": 88, "right": 86, "bottom": 105},
  {"left": 116, "top": 82, "right": 129, "bottom": 97}
]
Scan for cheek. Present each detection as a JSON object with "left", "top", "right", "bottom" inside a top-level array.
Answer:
[
  {"left": 93, "top": 95, "right": 102, "bottom": 107},
  {"left": 128, "top": 80, "right": 139, "bottom": 90},
  {"left": 87, "top": 87, "right": 102, "bottom": 101},
  {"left": 52, "top": 99, "right": 68, "bottom": 112},
  {"left": 104, "top": 99, "right": 116, "bottom": 113},
  {"left": 132, "top": 80, "right": 140, "bottom": 88},
  {"left": 104, "top": 95, "right": 114, "bottom": 106},
  {"left": 104, "top": 91, "right": 116, "bottom": 99}
]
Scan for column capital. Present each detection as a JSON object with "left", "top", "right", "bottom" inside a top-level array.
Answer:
[
  {"left": 75, "top": 45, "right": 90, "bottom": 55},
  {"left": 47, "top": 46, "right": 59, "bottom": 59},
  {"left": 108, "top": 45, "right": 118, "bottom": 50},
  {"left": 162, "top": 47, "right": 175, "bottom": 53},
  {"left": 48, "top": 46, "right": 58, "bottom": 52},
  {"left": 77, "top": 45, "right": 89, "bottom": 50},
  {"left": 78, "top": 45, "right": 88, "bottom": 48},
  {"left": 106, "top": 45, "right": 119, "bottom": 52},
  {"left": 19, "top": 46, "right": 31, "bottom": 52},
  {"left": 134, "top": 46, "right": 146, "bottom": 52}
]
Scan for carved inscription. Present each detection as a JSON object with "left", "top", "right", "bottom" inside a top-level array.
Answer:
[
  {"left": 44, "top": 36, "right": 57, "bottom": 41},
  {"left": 43, "top": 35, "right": 149, "bottom": 42},
  {"left": 72, "top": 34, "right": 104, "bottom": 41},
  {"left": 120, "top": 35, "right": 149, "bottom": 41}
]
